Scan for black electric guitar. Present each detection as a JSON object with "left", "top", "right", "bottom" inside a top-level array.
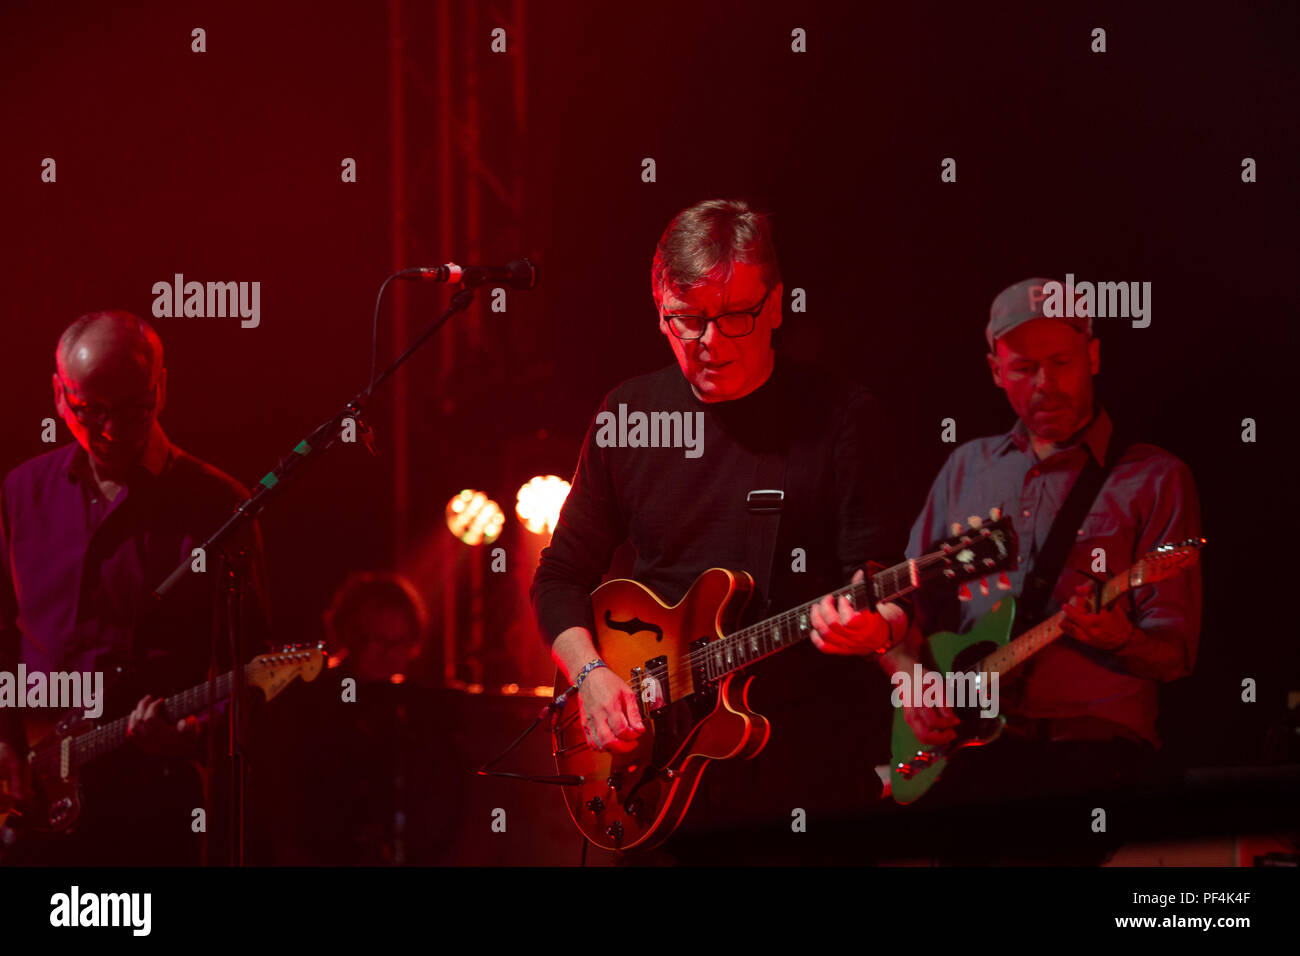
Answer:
[
  {"left": 553, "top": 513, "right": 1018, "bottom": 851},
  {"left": 0, "top": 643, "right": 324, "bottom": 839}
]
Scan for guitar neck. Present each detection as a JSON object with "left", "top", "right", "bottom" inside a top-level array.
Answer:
[
  {"left": 980, "top": 574, "right": 1128, "bottom": 676},
  {"left": 704, "top": 560, "right": 918, "bottom": 681},
  {"left": 70, "top": 667, "right": 243, "bottom": 771}
]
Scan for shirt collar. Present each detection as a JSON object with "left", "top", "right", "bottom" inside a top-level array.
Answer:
[
  {"left": 998, "top": 405, "right": 1113, "bottom": 464},
  {"left": 63, "top": 425, "right": 175, "bottom": 485}
]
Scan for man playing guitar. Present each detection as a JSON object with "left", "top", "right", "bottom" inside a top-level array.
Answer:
[
  {"left": 531, "top": 199, "right": 909, "bottom": 863},
  {"left": 0, "top": 311, "right": 270, "bottom": 864},
  {"left": 876, "top": 279, "right": 1203, "bottom": 863}
]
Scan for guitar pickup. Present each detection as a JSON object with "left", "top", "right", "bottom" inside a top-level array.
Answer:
[{"left": 636, "top": 657, "right": 669, "bottom": 715}]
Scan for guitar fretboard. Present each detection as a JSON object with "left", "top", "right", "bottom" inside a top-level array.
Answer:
[
  {"left": 696, "top": 561, "right": 919, "bottom": 681},
  {"left": 62, "top": 667, "right": 244, "bottom": 772},
  {"left": 978, "top": 572, "right": 1127, "bottom": 676}
]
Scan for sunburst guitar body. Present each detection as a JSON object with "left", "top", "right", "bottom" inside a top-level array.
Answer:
[{"left": 553, "top": 513, "right": 1019, "bottom": 850}]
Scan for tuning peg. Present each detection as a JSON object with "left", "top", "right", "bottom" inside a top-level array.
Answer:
[
  {"left": 979, "top": 578, "right": 990, "bottom": 596},
  {"left": 989, "top": 506, "right": 1001, "bottom": 521},
  {"left": 966, "top": 514, "right": 983, "bottom": 529},
  {"left": 951, "top": 522, "right": 963, "bottom": 536},
  {"left": 957, "top": 583, "right": 972, "bottom": 602},
  {"left": 997, "top": 572, "right": 1012, "bottom": 591}
]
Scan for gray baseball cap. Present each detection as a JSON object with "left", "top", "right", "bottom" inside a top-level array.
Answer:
[{"left": 986, "top": 277, "right": 1092, "bottom": 351}]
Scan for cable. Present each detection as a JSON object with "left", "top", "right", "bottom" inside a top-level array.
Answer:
[
  {"left": 476, "top": 684, "right": 586, "bottom": 786},
  {"left": 367, "top": 273, "right": 401, "bottom": 399}
]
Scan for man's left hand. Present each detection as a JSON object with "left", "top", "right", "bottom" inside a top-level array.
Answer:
[
  {"left": 1060, "top": 581, "right": 1134, "bottom": 650},
  {"left": 809, "top": 568, "right": 906, "bottom": 656},
  {"left": 126, "top": 694, "right": 200, "bottom": 757}
]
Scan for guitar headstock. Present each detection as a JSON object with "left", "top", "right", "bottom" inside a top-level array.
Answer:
[
  {"left": 921, "top": 509, "right": 1019, "bottom": 599},
  {"left": 1128, "top": 537, "right": 1206, "bottom": 587},
  {"left": 247, "top": 642, "right": 326, "bottom": 702}
]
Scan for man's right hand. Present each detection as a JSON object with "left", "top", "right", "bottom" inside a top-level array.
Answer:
[
  {"left": 552, "top": 626, "right": 647, "bottom": 754},
  {"left": 879, "top": 640, "right": 962, "bottom": 746},
  {"left": 577, "top": 666, "right": 645, "bottom": 754},
  {"left": 0, "top": 741, "right": 28, "bottom": 810},
  {"left": 901, "top": 701, "right": 961, "bottom": 746}
]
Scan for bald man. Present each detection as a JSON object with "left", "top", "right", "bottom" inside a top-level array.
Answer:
[{"left": 0, "top": 310, "right": 269, "bottom": 865}]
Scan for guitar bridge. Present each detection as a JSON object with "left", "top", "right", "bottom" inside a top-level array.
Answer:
[{"left": 896, "top": 747, "right": 945, "bottom": 779}]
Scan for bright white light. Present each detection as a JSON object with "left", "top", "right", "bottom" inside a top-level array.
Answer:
[{"left": 515, "top": 475, "right": 571, "bottom": 535}]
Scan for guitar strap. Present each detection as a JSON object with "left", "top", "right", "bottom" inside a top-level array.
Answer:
[
  {"left": 1015, "top": 426, "right": 1130, "bottom": 633},
  {"left": 743, "top": 445, "right": 788, "bottom": 619}
]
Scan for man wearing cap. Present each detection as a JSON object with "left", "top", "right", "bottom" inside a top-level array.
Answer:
[{"left": 876, "top": 278, "right": 1202, "bottom": 863}]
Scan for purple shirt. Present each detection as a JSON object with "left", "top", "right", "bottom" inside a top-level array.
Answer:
[
  {"left": 0, "top": 441, "right": 268, "bottom": 746},
  {"left": 906, "top": 408, "right": 1202, "bottom": 746}
]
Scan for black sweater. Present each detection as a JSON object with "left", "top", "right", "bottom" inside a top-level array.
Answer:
[{"left": 530, "top": 356, "right": 905, "bottom": 838}]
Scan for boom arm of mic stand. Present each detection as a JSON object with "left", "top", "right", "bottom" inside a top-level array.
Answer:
[{"left": 153, "top": 284, "right": 477, "bottom": 600}]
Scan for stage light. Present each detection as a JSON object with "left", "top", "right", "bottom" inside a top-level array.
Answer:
[
  {"left": 515, "top": 475, "right": 571, "bottom": 535},
  {"left": 445, "top": 489, "right": 505, "bottom": 545}
]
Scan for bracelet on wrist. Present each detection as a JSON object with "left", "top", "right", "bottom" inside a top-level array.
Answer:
[{"left": 573, "top": 658, "right": 607, "bottom": 691}]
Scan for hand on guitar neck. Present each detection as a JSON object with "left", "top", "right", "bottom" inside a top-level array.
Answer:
[
  {"left": 125, "top": 693, "right": 203, "bottom": 757},
  {"left": 553, "top": 567, "right": 908, "bottom": 754},
  {"left": 808, "top": 568, "right": 908, "bottom": 655},
  {"left": 1059, "top": 580, "right": 1136, "bottom": 650}
]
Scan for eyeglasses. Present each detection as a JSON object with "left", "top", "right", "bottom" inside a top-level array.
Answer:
[
  {"left": 662, "top": 287, "right": 772, "bottom": 340},
  {"left": 57, "top": 374, "right": 159, "bottom": 427}
]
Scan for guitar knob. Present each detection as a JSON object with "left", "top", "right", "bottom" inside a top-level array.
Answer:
[
  {"left": 585, "top": 797, "right": 605, "bottom": 814},
  {"left": 605, "top": 773, "right": 622, "bottom": 790},
  {"left": 604, "top": 822, "right": 624, "bottom": 846},
  {"left": 624, "top": 797, "right": 644, "bottom": 819}
]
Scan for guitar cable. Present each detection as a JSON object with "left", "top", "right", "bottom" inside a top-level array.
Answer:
[
  {"left": 476, "top": 683, "right": 586, "bottom": 787},
  {"left": 475, "top": 681, "right": 613, "bottom": 865}
]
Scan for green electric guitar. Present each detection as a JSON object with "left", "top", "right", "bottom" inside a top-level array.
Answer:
[{"left": 889, "top": 537, "right": 1205, "bottom": 804}]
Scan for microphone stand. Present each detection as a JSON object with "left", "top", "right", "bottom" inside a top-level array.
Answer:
[{"left": 153, "top": 282, "right": 479, "bottom": 865}]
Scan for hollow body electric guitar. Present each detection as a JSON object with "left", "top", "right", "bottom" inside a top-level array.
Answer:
[
  {"left": 889, "top": 538, "right": 1205, "bottom": 804},
  {"left": 553, "top": 515, "right": 1018, "bottom": 851},
  {"left": 0, "top": 643, "right": 325, "bottom": 836}
]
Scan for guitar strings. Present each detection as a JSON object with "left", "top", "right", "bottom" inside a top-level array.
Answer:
[
  {"left": 564, "top": 549, "right": 974, "bottom": 719},
  {"left": 561, "top": 547, "right": 1193, "bottom": 748}
]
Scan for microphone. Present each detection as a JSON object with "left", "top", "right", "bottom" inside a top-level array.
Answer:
[{"left": 396, "top": 258, "right": 538, "bottom": 290}]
